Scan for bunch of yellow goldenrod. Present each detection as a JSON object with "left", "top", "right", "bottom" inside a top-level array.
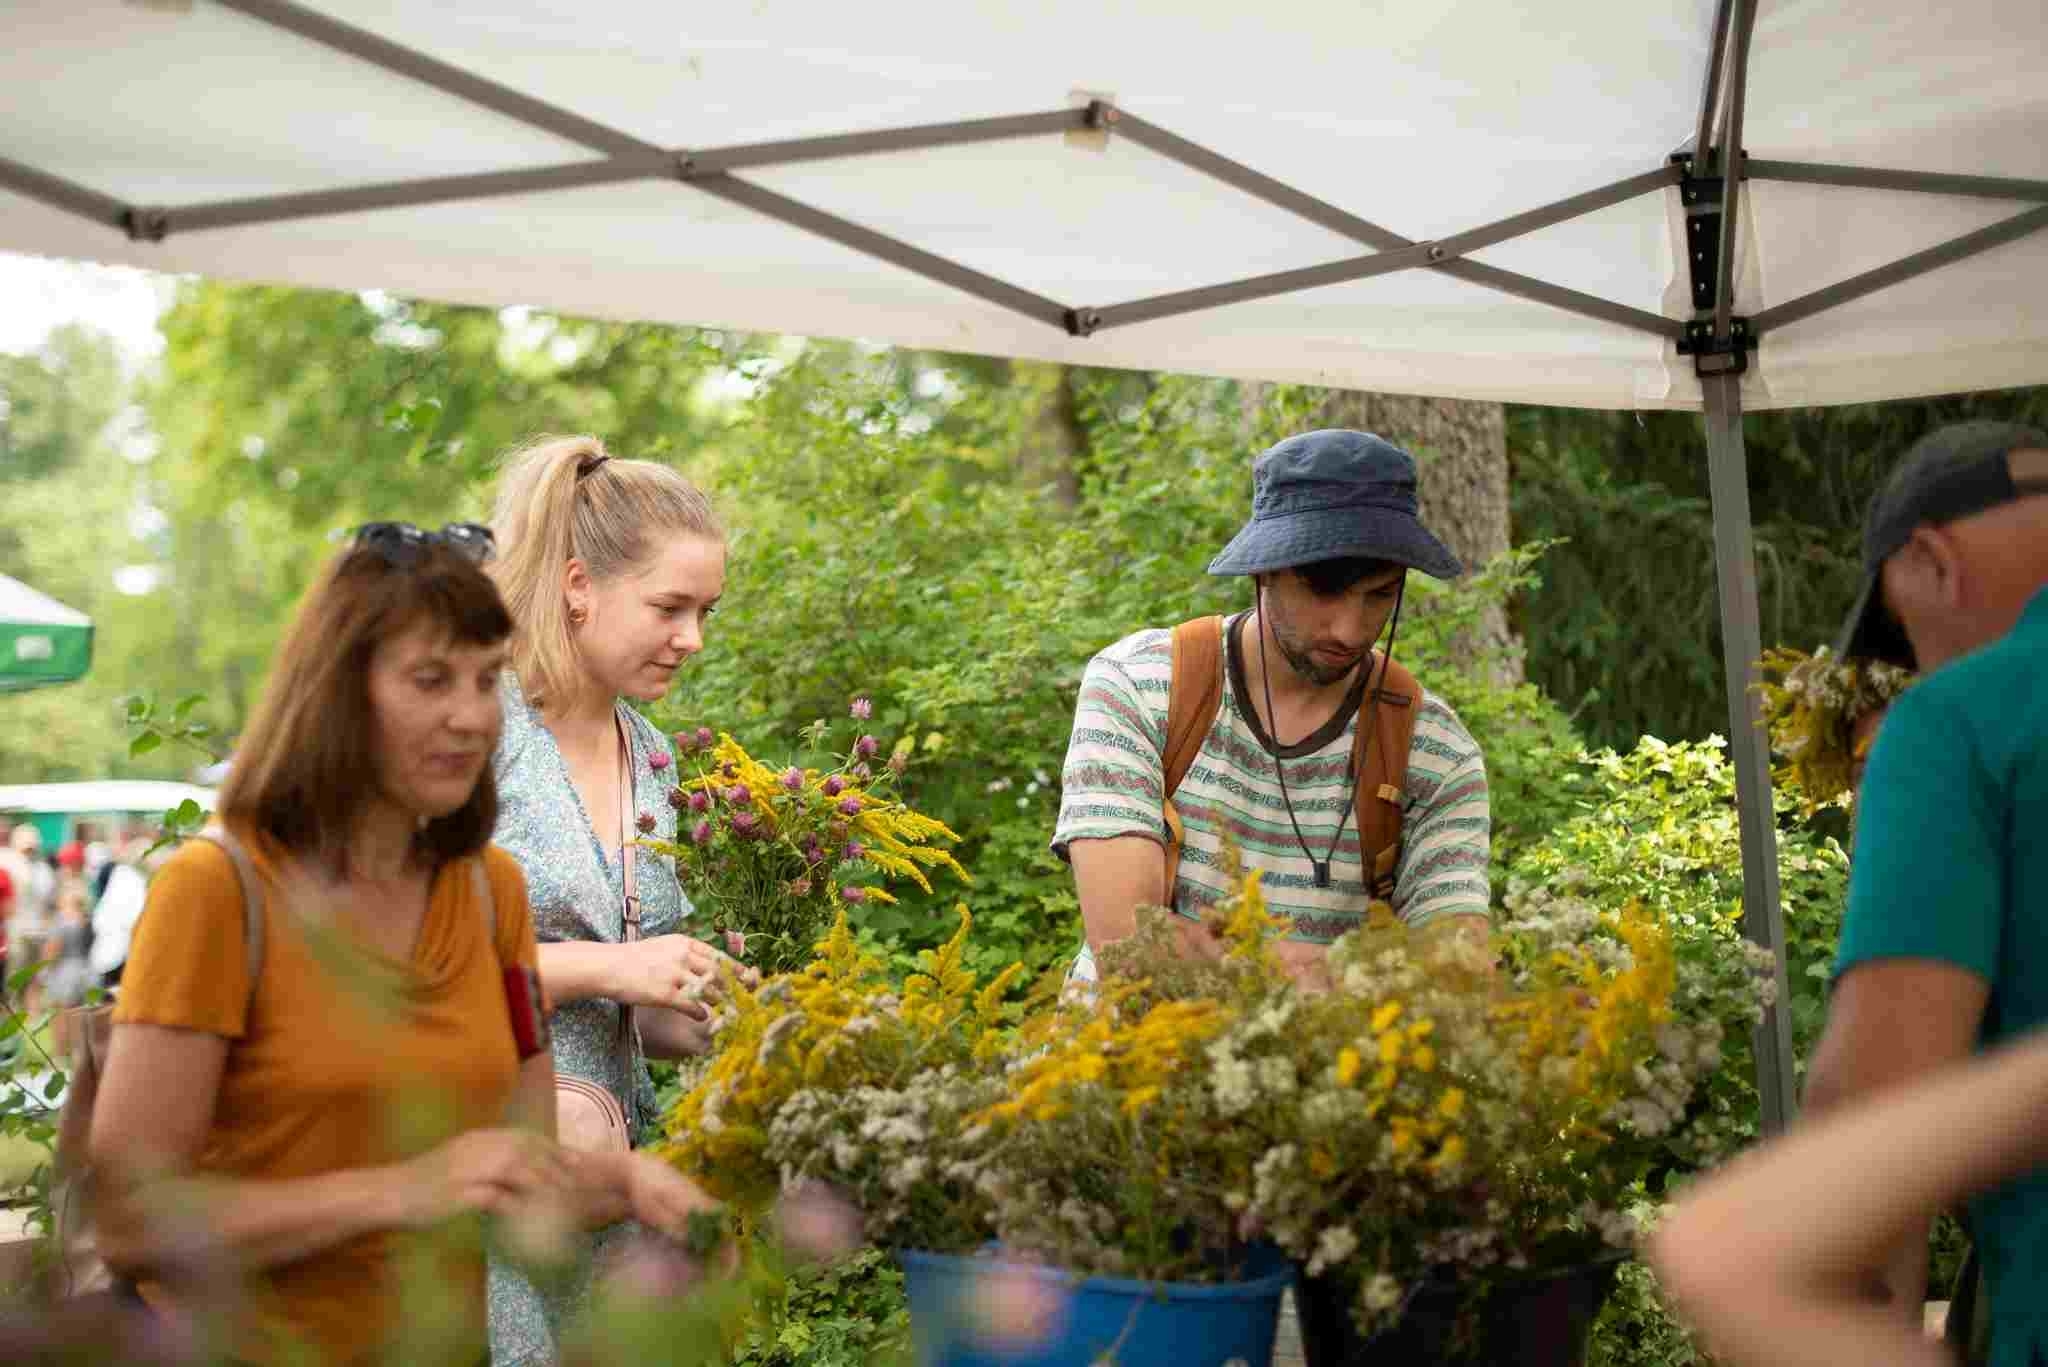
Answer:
[
  {"left": 1756, "top": 644, "right": 1913, "bottom": 811},
  {"left": 659, "top": 853, "right": 1771, "bottom": 1320}
]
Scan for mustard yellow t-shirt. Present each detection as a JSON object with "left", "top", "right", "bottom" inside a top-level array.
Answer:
[{"left": 113, "top": 832, "right": 540, "bottom": 1365}]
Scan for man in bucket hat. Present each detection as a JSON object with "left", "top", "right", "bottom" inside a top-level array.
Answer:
[
  {"left": 1052, "top": 429, "right": 1491, "bottom": 990},
  {"left": 1800, "top": 421, "right": 2048, "bottom": 1363}
]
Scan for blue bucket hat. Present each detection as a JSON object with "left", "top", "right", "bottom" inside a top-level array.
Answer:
[{"left": 1207, "top": 429, "right": 1463, "bottom": 580}]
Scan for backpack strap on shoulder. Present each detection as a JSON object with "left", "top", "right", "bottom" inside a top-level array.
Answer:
[
  {"left": 1161, "top": 616, "right": 1227, "bottom": 898},
  {"left": 192, "top": 826, "right": 265, "bottom": 1014},
  {"left": 1352, "top": 656, "right": 1422, "bottom": 903}
]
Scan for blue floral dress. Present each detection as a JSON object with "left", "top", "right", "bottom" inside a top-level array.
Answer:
[{"left": 486, "top": 675, "right": 689, "bottom": 1366}]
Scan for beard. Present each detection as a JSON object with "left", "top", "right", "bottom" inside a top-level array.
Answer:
[{"left": 1271, "top": 622, "right": 1365, "bottom": 687}]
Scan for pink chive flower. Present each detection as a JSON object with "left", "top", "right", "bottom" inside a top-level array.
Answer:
[
  {"left": 850, "top": 696, "right": 873, "bottom": 721},
  {"left": 854, "top": 735, "right": 879, "bottom": 760},
  {"left": 648, "top": 750, "right": 672, "bottom": 772},
  {"left": 837, "top": 796, "right": 863, "bottom": 817},
  {"left": 781, "top": 767, "right": 806, "bottom": 794},
  {"left": 841, "top": 886, "right": 867, "bottom": 904},
  {"left": 822, "top": 776, "right": 845, "bottom": 797},
  {"left": 688, "top": 790, "right": 711, "bottom": 814},
  {"left": 691, "top": 820, "right": 714, "bottom": 846}
]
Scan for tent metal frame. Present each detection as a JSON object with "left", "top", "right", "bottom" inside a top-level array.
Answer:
[{"left": 7, "top": 0, "right": 2047, "bottom": 1132}]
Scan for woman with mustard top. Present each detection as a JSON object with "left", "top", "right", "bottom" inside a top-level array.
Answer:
[
  {"left": 88, "top": 523, "right": 718, "bottom": 1366},
  {"left": 482, "top": 436, "right": 755, "bottom": 1365}
]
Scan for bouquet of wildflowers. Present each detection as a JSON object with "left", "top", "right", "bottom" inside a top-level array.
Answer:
[
  {"left": 659, "top": 853, "right": 1772, "bottom": 1329},
  {"left": 640, "top": 698, "right": 970, "bottom": 976},
  {"left": 1111, "top": 862, "right": 1775, "bottom": 1338},
  {"left": 660, "top": 908, "right": 1021, "bottom": 1244},
  {"left": 1756, "top": 644, "right": 1914, "bottom": 811}
]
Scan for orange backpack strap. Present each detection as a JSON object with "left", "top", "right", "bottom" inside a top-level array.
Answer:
[
  {"left": 1353, "top": 655, "right": 1421, "bottom": 902},
  {"left": 1161, "top": 616, "right": 1227, "bottom": 896}
]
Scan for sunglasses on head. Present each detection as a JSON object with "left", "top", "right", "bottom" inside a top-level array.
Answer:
[{"left": 337, "top": 521, "right": 497, "bottom": 567}]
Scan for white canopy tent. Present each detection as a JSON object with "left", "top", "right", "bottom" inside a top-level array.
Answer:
[{"left": 5, "top": 0, "right": 2045, "bottom": 1132}]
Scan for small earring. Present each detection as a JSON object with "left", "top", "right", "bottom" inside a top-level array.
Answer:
[{"left": 568, "top": 605, "right": 588, "bottom": 626}]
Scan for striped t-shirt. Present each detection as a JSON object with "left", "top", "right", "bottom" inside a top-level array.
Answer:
[{"left": 1053, "top": 617, "right": 1491, "bottom": 943}]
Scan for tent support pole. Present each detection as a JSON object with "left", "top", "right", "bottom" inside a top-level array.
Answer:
[{"left": 1702, "top": 373, "right": 1799, "bottom": 1137}]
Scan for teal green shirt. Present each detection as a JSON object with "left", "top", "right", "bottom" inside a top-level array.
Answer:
[{"left": 1838, "top": 586, "right": 2048, "bottom": 1366}]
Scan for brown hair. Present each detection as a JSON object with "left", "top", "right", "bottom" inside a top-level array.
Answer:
[
  {"left": 488, "top": 435, "right": 722, "bottom": 709},
  {"left": 217, "top": 543, "right": 514, "bottom": 872}
]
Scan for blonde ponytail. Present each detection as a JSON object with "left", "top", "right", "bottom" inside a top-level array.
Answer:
[{"left": 489, "top": 434, "right": 722, "bottom": 708}]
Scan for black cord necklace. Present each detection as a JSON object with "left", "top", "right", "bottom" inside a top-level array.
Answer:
[{"left": 1253, "top": 582, "right": 1405, "bottom": 890}]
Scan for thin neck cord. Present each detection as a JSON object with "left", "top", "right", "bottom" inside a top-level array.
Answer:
[{"left": 1254, "top": 582, "right": 1405, "bottom": 888}]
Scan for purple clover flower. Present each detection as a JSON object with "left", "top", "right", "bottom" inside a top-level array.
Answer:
[
  {"left": 720, "top": 761, "right": 739, "bottom": 780},
  {"left": 822, "top": 775, "right": 845, "bottom": 797},
  {"left": 667, "top": 788, "right": 687, "bottom": 812},
  {"left": 673, "top": 730, "right": 698, "bottom": 753},
  {"left": 687, "top": 790, "right": 711, "bottom": 814},
  {"left": 854, "top": 735, "right": 879, "bottom": 760},
  {"left": 691, "top": 820, "right": 714, "bottom": 846},
  {"left": 841, "top": 886, "right": 867, "bottom": 904},
  {"left": 788, "top": 877, "right": 813, "bottom": 898},
  {"left": 731, "top": 811, "right": 761, "bottom": 839},
  {"left": 697, "top": 727, "right": 716, "bottom": 749},
  {"left": 648, "top": 749, "right": 672, "bottom": 772},
  {"left": 845, "top": 840, "right": 866, "bottom": 861},
  {"left": 781, "top": 767, "right": 806, "bottom": 794},
  {"left": 838, "top": 796, "right": 863, "bottom": 817},
  {"left": 850, "top": 696, "right": 873, "bottom": 721},
  {"left": 727, "top": 784, "right": 752, "bottom": 806},
  {"left": 852, "top": 763, "right": 873, "bottom": 782},
  {"left": 636, "top": 812, "right": 658, "bottom": 834}
]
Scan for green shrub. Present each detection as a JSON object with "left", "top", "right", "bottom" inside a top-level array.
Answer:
[
  {"left": 1506, "top": 736, "right": 1849, "bottom": 1162},
  {"left": 727, "top": 1248, "right": 910, "bottom": 1367}
]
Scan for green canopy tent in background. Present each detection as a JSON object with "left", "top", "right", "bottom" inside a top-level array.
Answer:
[{"left": 0, "top": 573, "right": 94, "bottom": 694}]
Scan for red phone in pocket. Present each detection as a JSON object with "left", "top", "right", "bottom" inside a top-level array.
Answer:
[{"left": 504, "top": 963, "right": 552, "bottom": 1059}]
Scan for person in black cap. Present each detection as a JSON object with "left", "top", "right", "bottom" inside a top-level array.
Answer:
[
  {"left": 1051, "top": 429, "right": 1491, "bottom": 992},
  {"left": 1759, "top": 421, "right": 2048, "bottom": 1363}
]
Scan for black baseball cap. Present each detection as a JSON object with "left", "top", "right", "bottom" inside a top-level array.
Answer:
[{"left": 1835, "top": 421, "right": 2048, "bottom": 668}]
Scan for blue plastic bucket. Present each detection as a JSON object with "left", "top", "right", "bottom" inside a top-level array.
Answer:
[{"left": 896, "top": 1244, "right": 1294, "bottom": 1367}]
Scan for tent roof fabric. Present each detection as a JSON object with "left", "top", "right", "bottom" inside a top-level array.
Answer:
[
  {"left": 0, "top": 575, "right": 91, "bottom": 630},
  {"left": 3, "top": 0, "right": 2043, "bottom": 410}
]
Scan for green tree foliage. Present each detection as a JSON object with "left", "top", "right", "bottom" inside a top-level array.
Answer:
[{"left": 1509, "top": 390, "right": 2048, "bottom": 748}]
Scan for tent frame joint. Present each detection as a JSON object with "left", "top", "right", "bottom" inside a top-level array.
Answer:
[
  {"left": 124, "top": 206, "right": 170, "bottom": 243},
  {"left": 1678, "top": 316, "right": 1755, "bottom": 374}
]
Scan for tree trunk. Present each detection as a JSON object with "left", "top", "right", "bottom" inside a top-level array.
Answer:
[{"left": 1309, "top": 392, "right": 1523, "bottom": 683}]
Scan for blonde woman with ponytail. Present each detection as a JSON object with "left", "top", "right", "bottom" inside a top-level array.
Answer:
[{"left": 483, "top": 436, "right": 749, "bottom": 1366}]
